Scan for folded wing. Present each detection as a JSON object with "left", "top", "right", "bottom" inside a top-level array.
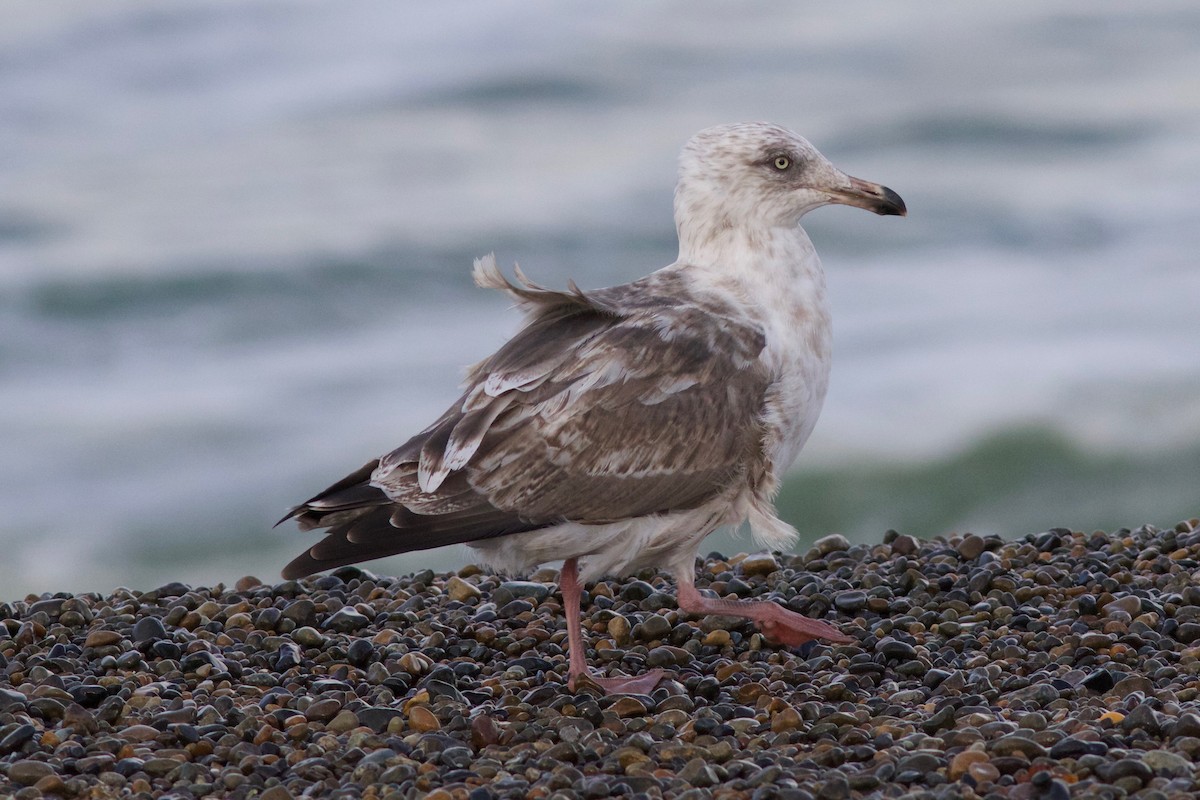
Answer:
[{"left": 281, "top": 258, "right": 771, "bottom": 579}]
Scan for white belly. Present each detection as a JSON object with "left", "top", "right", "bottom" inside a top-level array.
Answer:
[{"left": 466, "top": 501, "right": 731, "bottom": 582}]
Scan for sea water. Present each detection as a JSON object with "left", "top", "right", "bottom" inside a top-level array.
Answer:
[{"left": 1, "top": 1, "right": 1198, "bottom": 596}]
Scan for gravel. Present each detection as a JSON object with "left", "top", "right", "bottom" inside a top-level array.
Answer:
[{"left": 2, "top": 519, "right": 1200, "bottom": 798}]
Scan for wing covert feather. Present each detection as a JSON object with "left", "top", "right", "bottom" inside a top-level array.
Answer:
[{"left": 373, "top": 270, "right": 771, "bottom": 524}]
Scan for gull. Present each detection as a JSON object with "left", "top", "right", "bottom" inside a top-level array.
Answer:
[{"left": 279, "top": 122, "right": 906, "bottom": 694}]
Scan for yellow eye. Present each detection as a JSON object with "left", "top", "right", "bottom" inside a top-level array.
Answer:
[{"left": 773, "top": 155, "right": 791, "bottom": 171}]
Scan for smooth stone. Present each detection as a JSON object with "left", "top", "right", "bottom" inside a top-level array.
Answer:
[
  {"left": 957, "top": 534, "right": 985, "bottom": 559},
  {"left": 150, "top": 640, "right": 182, "bottom": 660},
  {"left": 120, "top": 724, "right": 161, "bottom": 742},
  {"left": 1169, "top": 712, "right": 1200, "bottom": 738},
  {"left": 328, "top": 710, "right": 360, "bottom": 733},
  {"left": 897, "top": 751, "right": 943, "bottom": 773},
  {"left": 471, "top": 715, "right": 502, "bottom": 749},
  {"left": 702, "top": 629, "right": 731, "bottom": 647},
  {"left": 1102, "top": 595, "right": 1142, "bottom": 617},
  {"left": 34, "top": 774, "right": 69, "bottom": 795},
  {"left": 424, "top": 679, "right": 464, "bottom": 703},
  {"left": 1174, "top": 622, "right": 1200, "bottom": 643},
  {"left": 921, "top": 704, "right": 956, "bottom": 734},
  {"left": 224, "top": 612, "right": 252, "bottom": 629},
  {"left": 143, "top": 757, "right": 180, "bottom": 777},
  {"left": 1096, "top": 758, "right": 1153, "bottom": 784},
  {"left": 84, "top": 629, "right": 124, "bottom": 648},
  {"left": 234, "top": 575, "right": 262, "bottom": 592},
  {"left": 646, "top": 645, "right": 690, "bottom": 668},
  {"left": 638, "top": 614, "right": 672, "bottom": 641},
  {"left": 611, "top": 697, "right": 649, "bottom": 717},
  {"left": 1018, "top": 712, "right": 1048, "bottom": 731},
  {"left": 281, "top": 599, "right": 317, "bottom": 627},
  {"left": 1081, "top": 670, "right": 1115, "bottom": 693},
  {"left": 1042, "top": 781, "right": 1070, "bottom": 800},
  {"left": 291, "top": 626, "right": 325, "bottom": 647},
  {"left": 937, "top": 620, "right": 961, "bottom": 637},
  {"left": 304, "top": 698, "right": 342, "bottom": 722},
  {"left": 620, "top": 581, "right": 655, "bottom": 601},
  {"left": 62, "top": 703, "right": 99, "bottom": 733},
  {"left": 8, "top": 759, "right": 55, "bottom": 785},
  {"left": 834, "top": 591, "right": 867, "bottom": 613},
  {"left": 1049, "top": 736, "right": 1108, "bottom": 758},
  {"left": 496, "top": 659, "right": 547, "bottom": 681},
  {"left": 440, "top": 745, "right": 473, "bottom": 769},
  {"left": 604, "top": 614, "right": 632, "bottom": 644},
  {"left": 275, "top": 642, "right": 303, "bottom": 670},
  {"left": 948, "top": 750, "right": 989, "bottom": 780},
  {"left": 359, "top": 707, "right": 404, "bottom": 733},
  {"left": 1121, "top": 703, "right": 1164, "bottom": 734},
  {"left": 989, "top": 734, "right": 1046, "bottom": 759},
  {"left": 1142, "top": 750, "right": 1193, "bottom": 776},
  {"left": 1080, "top": 632, "right": 1113, "bottom": 649},
  {"left": 771, "top": 707, "right": 802, "bottom": 732},
  {"left": 408, "top": 706, "right": 440, "bottom": 732},
  {"left": 151, "top": 581, "right": 191, "bottom": 598},
  {"left": 1112, "top": 674, "right": 1154, "bottom": 696},
  {"left": 323, "top": 607, "right": 370, "bottom": 632},
  {"left": 346, "top": 637, "right": 374, "bottom": 667},
  {"left": 677, "top": 757, "right": 718, "bottom": 788},
  {"left": 28, "top": 599, "right": 65, "bottom": 617},
  {"left": 492, "top": 581, "right": 551, "bottom": 606},
  {"left": 739, "top": 553, "right": 779, "bottom": 576},
  {"left": 0, "top": 723, "right": 37, "bottom": 754},
  {"left": 132, "top": 616, "right": 168, "bottom": 643},
  {"left": 497, "top": 599, "right": 534, "bottom": 616},
  {"left": 445, "top": 576, "right": 482, "bottom": 602},
  {"left": 876, "top": 638, "right": 917, "bottom": 661},
  {"left": 967, "top": 761, "right": 1000, "bottom": 784},
  {"left": 0, "top": 688, "right": 28, "bottom": 712},
  {"left": 813, "top": 533, "right": 850, "bottom": 556}
]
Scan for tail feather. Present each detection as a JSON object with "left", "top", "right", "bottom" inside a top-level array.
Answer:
[
  {"left": 276, "top": 460, "right": 382, "bottom": 527},
  {"left": 279, "top": 459, "right": 542, "bottom": 580}
]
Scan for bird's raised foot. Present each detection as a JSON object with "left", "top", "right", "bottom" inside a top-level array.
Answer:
[
  {"left": 569, "top": 668, "right": 667, "bottom": 696},
  {"left": 676, "top": 582, "right": 853, "bottom": 649},
  {"left": 756, "top": 605, "right": 855, "bottom": 648}
]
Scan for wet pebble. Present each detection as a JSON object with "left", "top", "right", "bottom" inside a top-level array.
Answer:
[
  {"left": 7, "top": 760, "right": 54, "bottom": 786},
  {"left": 833, "top": 590, "right": 867, "bottom": 613},
  {"left": 492, "top": 581, "right": 551, "bottom": 606},
  {"left": 739, "top": 553, "right": 779, "bottom": 576},
  {"left": 956, "top": 533, "right": 985, "bottom": 559}
]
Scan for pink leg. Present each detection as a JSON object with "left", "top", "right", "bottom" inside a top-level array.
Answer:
[
  {"left": 677, "top": 579, "right": 854, "bottom": 647},
  {"left": 561, "top": 558, "right": 665, "bottom": 694}
]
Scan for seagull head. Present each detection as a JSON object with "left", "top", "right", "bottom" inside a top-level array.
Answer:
[{"left": 674, "top": 122, "right": 905, "bottom": 243}]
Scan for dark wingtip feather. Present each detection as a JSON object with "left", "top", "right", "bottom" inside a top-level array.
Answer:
[
  {"left": 281, "top": 551, "right": 321, "bottom": 581},
  {"left": 277, "top": 438, "right": 544, "bottom": 579},
  {"left": 274, "top": 505, "right": 305, "bottom": 528}
]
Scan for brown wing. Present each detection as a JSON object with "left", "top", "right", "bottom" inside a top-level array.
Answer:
[{"left": 281, "top": 263, "right": 770, "bottom": 579}]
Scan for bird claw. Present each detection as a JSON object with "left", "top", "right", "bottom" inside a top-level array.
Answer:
[
  {"left": 570, "top": 668, "right": 666, "bottom": 695},
  {"left": 757, "top": 611, "right": 855, "bottom": 648}
]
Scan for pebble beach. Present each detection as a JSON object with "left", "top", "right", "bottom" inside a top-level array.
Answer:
[{"left": 3, "top": 521, "right": 1200, "bottom": 799}]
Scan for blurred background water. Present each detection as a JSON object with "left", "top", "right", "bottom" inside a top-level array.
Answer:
[{"left": 2, "top": 1, "right": 1198, "bottom": 598}]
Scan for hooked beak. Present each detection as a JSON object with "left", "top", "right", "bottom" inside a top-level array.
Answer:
[{"left": 831, "top": 175, "right": 907, "bottom": 217}]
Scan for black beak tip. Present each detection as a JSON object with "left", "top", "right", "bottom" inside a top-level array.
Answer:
[
  {"left": 878, "top": 186, "right": 907, "bottom": 217},
  {"left": 877, "top": 186, "right": 906, "bottom": 217}
]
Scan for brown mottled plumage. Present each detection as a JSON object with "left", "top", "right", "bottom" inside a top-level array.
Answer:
[
  {"left": 280, "top": 261, "right": 772, "bottom": 579},
  {"left": 279, "top": 122, "right": 905, "bottom": 692}
]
